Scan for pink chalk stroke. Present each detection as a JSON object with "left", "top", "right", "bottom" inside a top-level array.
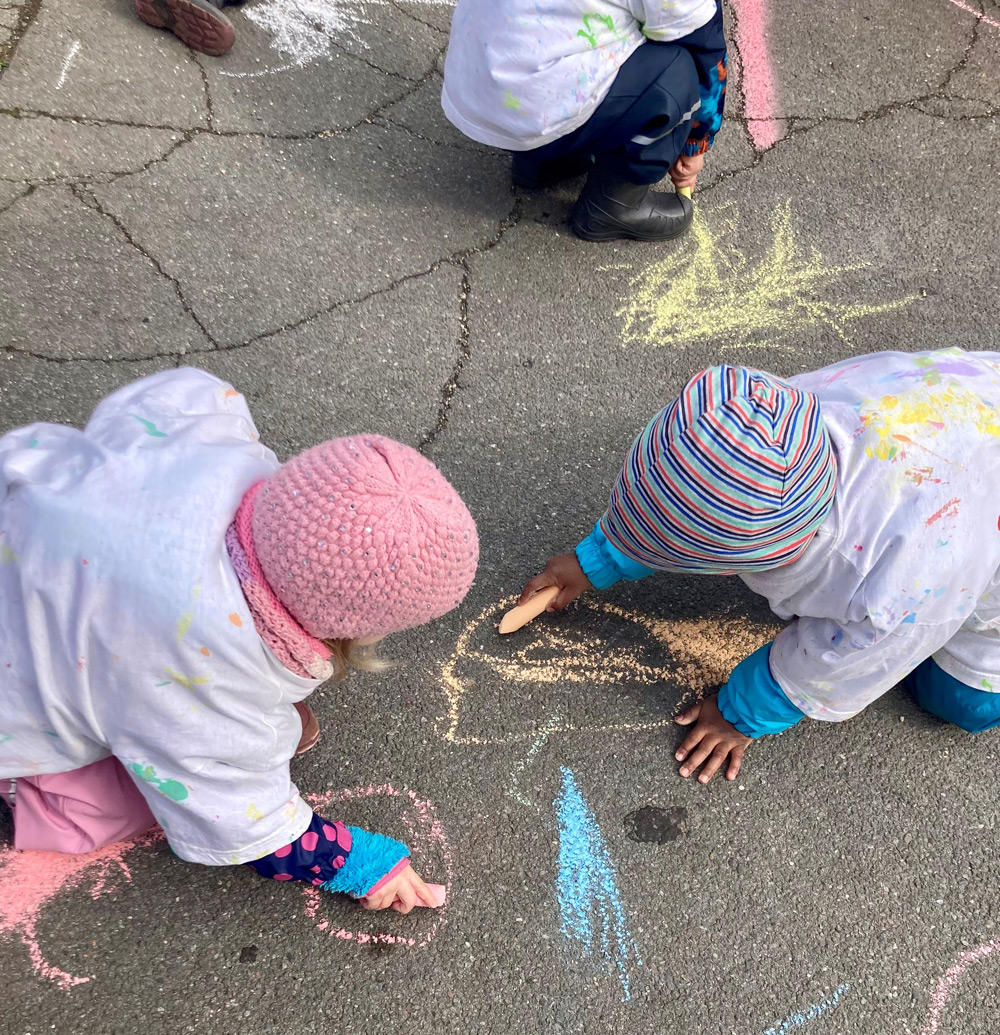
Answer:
[
  {"left": 0, "top": 829, "right": 164, "bottom": 992},
  {"left": 919, "top": 938, "right": 1000, "bottom": 1035},
  {"left": 942, "top": 0, "right": 1000, "bottom": 30},
  {"left": 729, "top": 0, "right": 780, "bottom": 149},
  {"left": 303, "top": 783, "right": 453, "bottom": 949}
]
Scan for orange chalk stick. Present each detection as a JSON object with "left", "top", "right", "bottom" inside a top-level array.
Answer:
[{"left": 498, "top": 586, "right": 559, "bottom": 634}]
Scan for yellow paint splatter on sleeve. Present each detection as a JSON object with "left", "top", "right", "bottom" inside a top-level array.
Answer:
[
  {"left": 163, "top": 666, "right": 209, "bottom": 690},
  {"left": 175, "top": 582, "right": 203, "bottom": 643}
]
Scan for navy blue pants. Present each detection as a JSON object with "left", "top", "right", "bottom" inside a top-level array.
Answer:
[
  {"left": 521, "top": 40, "right": 701, "bottom": 185},
  {"left": 909, "top": 658, "right": 1000, "bottom": 733}
]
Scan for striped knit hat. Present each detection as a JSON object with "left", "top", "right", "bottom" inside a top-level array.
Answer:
[{"left": 601, "top": 366, "right": 837, "bottom": 574}]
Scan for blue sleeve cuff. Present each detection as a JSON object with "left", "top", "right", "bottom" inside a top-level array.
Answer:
[
  {"left": 575, "top": 520, "right": 656, "bottom": 590},
  {"left": 321, "top": 827, "right": 409, "bottom": 899},
  {"left": 718, "top": 643, "right": 804, "bottom": 738}
]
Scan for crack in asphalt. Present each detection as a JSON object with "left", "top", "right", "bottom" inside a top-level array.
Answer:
[
  {"left": 0, "top": 0, "right": 38, "bottom": 67},
  {"left": 3, "top": 1, "right": 996, "bottom": 450},
  {"left": 68, "top": 183, "right": 219, "bottom": 354},
  {"left": 386, "top": 0, "right": 449, "bottom": 36},
  {"left": 191, "top": 52, "right": 215, "bottom": 132},
  {"left": 419, "top": 193, "right": 523, "bottom": 453}
]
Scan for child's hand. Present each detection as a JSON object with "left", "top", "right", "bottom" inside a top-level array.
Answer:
[
  {"left": 520, "top": 553, "right": 592, "bottom": 610},
  {"left": 669, "top": 153, "right": 705, "bottom": 192},
  {"left": 673, "top": 694, "right": 751, "bottom": 784},
  {"left": 362, "top": 865, "right": 439, "bottom": 914}
]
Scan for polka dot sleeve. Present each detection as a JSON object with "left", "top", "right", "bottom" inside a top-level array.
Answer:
[{"left": 245, "top": 811, "right": 409, "bottom": 898}]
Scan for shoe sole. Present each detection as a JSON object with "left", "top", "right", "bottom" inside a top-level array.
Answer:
[{"left": 133, "top": 0, "right": 236, "bottom": 56}]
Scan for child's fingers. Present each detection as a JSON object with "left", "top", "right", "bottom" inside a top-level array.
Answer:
[
  {"left": 674, "top": 724, "right": 705, "bottom": 761},
  {"left": 552, "top": 586, "right": 581, "bottom": 611},
  {"left": 410, "top": 873, "right": 440, "bottom": 909},
  {"left": 697, "top": 744, "right": 731, "bottom": 785},
  {"left": 725, "top": 746, "right": 746, "bottom": 781},
  {"left": 362, "top": 890, "right": 388, "bottom": 911},
  {"left": 392, "top": 881, "right": 418, "bottom": 915},
  {"left": 674, "top": 700, "right": 703, "bottom": 729},
  {"left": 678, "top": 737, "right": 717, "bottom": 778},
  {"left": 519, "top": 574, "right": 555, "bottom": 605}
]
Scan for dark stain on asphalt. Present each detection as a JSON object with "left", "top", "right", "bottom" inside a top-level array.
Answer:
[
  {"left": 239, "top": 945, "right": 258, "bottom": 963},
  {"left": 623, "top": 805, "right": 688, "bottom": 844}
]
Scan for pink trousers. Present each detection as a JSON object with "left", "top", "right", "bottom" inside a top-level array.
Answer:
[{"left": 1, "top": 757, "right": 156, "bottom": 854}]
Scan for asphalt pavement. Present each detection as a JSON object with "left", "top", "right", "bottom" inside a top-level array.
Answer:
[{"left": 2, "top": 1, "right": 1000, "bottom": 1032}]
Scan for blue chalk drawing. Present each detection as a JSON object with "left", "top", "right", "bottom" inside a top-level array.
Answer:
[
  {"left": 554, "top": 766, "right": 643, "bottom": 1001},
  {"left": 762, "top": 984, "right": 850, "bottom": 1035}
]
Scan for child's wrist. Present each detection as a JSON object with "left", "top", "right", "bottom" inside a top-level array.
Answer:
[{"left": 320, "top": 826, "right": 410, "bottom": 899}]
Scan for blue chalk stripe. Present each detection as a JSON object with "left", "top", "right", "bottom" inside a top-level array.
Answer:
[
  {"left": 554, "top": 767, "right": 643, "bottom": 1001},
  {"left": 762, "top": 983, "right": 850, "bottom": 1035}
]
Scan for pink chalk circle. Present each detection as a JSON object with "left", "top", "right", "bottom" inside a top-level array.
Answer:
[
  {"left": 300, "top": 832, "right": 319, "bottom": 852},
  {"left": 301, "top": 783, "right": 454, "bottom": 951},
  {"left": 274, "top": 843, "right": 292, "bottom": 858},
  {"left": 272, "top": 873, "right": 293, "bottom": 881}
]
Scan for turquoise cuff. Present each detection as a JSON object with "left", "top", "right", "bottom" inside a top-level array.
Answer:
[
  {"left": 320, "top": 827, "right": 409, "bottom": 899},
  {"left": 718, "top": 643, "right": 804, "bottom": 738},
  {"left": 575, "top": 520, "right": 657, "bottom": 590}
]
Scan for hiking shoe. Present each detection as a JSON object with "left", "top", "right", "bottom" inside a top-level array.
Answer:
[
  {"left": 570, "top": 166, "right": 693, "bottom": 243},
  {"left": 294, "top": 701, "right": 320, "bottom": 757},
  {"left": 133, "top": 0, "right": 236, "bottom": 57}
]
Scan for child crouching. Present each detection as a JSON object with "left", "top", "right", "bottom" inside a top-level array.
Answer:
[
  {"left": 441, "top": 0, "right": 727, "bottom": 242},
  {"left": 0, "top": 369, "right": 478, "bottom": 913}
]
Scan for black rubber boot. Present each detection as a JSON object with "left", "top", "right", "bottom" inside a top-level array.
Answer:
[
  {"left": 570, "top": 167, "right": 693, "bottom": 243},
  {"left": 511, "top": 152, "right": 591, "bottom": 190}
]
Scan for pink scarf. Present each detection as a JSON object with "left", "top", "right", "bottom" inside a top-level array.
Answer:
[{"left": 225, "top": 483, "right": 334, "bottom": 681}]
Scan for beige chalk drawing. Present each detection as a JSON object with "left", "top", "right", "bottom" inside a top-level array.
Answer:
[
  {"left": 618, "top": 200, "right": 918, "bottom": 353},
  {"left": 438, "top": 596, "right": 778, "bottom": 746}
]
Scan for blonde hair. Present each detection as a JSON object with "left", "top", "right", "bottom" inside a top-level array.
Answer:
[{"left": 323, "top": 638, "right": 392, "bottom": 681}]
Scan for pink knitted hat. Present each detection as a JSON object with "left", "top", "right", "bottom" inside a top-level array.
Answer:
[{"left": 250, "top": 435, "right": 478, "bottom": 640}]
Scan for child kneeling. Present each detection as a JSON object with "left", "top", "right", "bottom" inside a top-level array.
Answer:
[
  {"left": 521, "top": 351, "right": 1000, "bottom": 781},
  {"left": 0, "top": 370, "right": 478, "bottom": 913}
]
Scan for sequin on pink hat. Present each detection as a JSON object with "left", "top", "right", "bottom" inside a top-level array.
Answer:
[{"left": 250, "top": 435, "right": 479, "bottom": 640}]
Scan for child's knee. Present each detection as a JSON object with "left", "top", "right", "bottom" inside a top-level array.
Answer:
[{"left": 910, "top": 659, "right": 1000, "bottom": 733}]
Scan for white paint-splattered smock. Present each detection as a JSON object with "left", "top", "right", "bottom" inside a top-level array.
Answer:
[
  {"left": 441, "top": 0, "right": 718, "bottom": 150},
  {"left": 578, "top": 349, "right": 1000, "bottom": 734},
  {"left": 0, "top": 369, "right": 316, "bottom": 864},
  {"left": 740, "top": 349, "right": 1000, "bottom": 724}
]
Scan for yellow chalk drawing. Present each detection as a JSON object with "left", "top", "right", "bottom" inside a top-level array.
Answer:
[
  {"left": 246, "top": 803, "right": 264, "bottom": 822},
  {"left": 618, "top": 199, "right": 918, "bottom": 352},
  {"left": 163, "top": 666, "right": 209, "bottom": 690},
  {"left": 503, "top": 89, "right": 521, "bottom": 111},
  {"left": 438, "top": 596, "right": 777, "bottom": 746},
  {"left": 176, "top": 581, "right": 203, "bottom": 643},
  {"left": 0, "top": 544, "right": 18, "bottom": 565}
]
